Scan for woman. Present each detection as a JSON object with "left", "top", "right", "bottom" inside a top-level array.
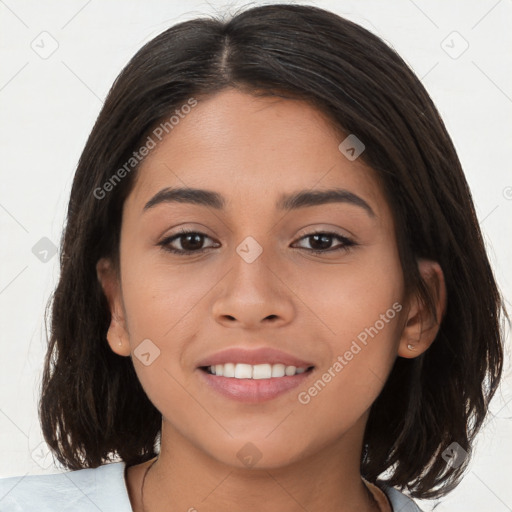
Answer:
[{"left": 0, "top": 4, "right": 505, "bottom": 511}]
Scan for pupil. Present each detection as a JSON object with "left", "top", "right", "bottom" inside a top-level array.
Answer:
[
  {"left": 183, "top": 234, "right": 203, "bottom": 250},
  {"left": 311, "top": 234, "right": 331, "bottom": 250}
]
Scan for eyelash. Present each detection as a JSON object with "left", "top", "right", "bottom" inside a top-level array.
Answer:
[{"left": 158, "top": 228, "right": 357, "bottom": 256}]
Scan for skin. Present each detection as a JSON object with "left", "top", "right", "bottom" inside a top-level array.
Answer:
[{"left": 97, "top": 88, "right": 446, "bottom": 512}]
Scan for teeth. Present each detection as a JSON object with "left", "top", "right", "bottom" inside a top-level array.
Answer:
[
  {"left": 223, "top": 363, "right": 235, "bottom": 378},
  {"left": 285, "top": 365, "right": 297, "bottom": 376},
  {"left": 206, "top": 362, "right": 309, "bottom": 378},
  {"left": 235, "top": 363, "right": 253, "bottom": 379},
  {"left": 253, "top": 364, "right": 272, "bottom": 379},
  {"left": 271, "top": 364, "right": 285, "bottom": 377}
]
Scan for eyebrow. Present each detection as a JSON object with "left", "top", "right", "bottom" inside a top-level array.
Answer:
[{"left": 143, "top": 186, "right": 375, "bottom": 217}]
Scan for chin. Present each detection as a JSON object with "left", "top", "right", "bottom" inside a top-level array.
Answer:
[{"left": 201, "top": 436, "right": 309, "bottom": 471}]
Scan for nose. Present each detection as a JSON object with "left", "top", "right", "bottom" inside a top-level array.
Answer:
[{"left": 211, "top": 244, "right": 295, "bottom": 330}]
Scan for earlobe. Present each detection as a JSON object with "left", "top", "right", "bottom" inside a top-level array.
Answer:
[
  {"left": 96, "top": 257, "right": 131, "bottom": 357},
  {"left": 398, "top": 259, "right": 447, "bottom": 359}
]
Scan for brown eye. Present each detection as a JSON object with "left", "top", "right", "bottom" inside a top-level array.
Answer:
[
  {"left": 292, "top": 231, "right": 356, "bottom": 254},
  {"left": 159, "top": 230, "right": 218, "bottom": 255}
]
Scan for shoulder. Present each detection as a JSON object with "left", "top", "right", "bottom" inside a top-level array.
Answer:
[
  {"left": 0, "top": 461, "right": 133, "bottom": 512},
  {"left": 380, "top": 482, "right": 424, "bottom": 511}
]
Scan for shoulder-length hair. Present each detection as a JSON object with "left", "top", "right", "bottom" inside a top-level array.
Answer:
[{"left": 39, "top": 3, "right": 505, "bottom": 500}]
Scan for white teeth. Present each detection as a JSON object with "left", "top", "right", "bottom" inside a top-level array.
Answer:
[
  {"left": 223, "top": 363, "right": 235, "bottom": 378},
  {"left": 271, "top": 364, "right": 285, "bottom": 377},
  {"left": 253, "top": 364, "right": 272, "bottom": 379},
  {"left": 285, "top": 365, "right": 297, "bottom": 376},
  {"left": 206, "top": 362, "right": 309, "bottom": 378},
  {"left": 234, "top": 364, "right": 253, "bottom": 379}
]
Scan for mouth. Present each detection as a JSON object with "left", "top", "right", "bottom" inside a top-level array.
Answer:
[
  {"left": 197, "top": 363, "right": 315, "bottom": 403},
  {"left": 195, "top": 346, "right": 316, "bottom": 402}
]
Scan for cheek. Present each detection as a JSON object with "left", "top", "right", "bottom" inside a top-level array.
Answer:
[
  {"left": 293, "top": 242, "right": 403, "bottom": 408},
  {"left": 117, "top": 246, "right": 222, "bottom": 405},
  {"left": 294, "top": 244, "right": 403, "bottom": 350},
  {"left": 294, "top": 306, "right": 402, "bottom": 444},
  {"left": 119, "top": 239, "right": 214, "bottom": 342}
]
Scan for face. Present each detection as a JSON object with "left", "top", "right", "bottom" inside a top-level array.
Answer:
[{"left": 99, "top": 88, "right": 413, "bottom": 469}]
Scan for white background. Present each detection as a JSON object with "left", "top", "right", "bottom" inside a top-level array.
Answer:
[{"left": 0, "top": 1, "right": 511, "bottom": 511}]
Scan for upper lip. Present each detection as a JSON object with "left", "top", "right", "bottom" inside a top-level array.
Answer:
[{"left": 196, "top": 347, "right": 314, "bottom": 368}]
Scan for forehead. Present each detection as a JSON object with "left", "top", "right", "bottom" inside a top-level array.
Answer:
[{"left": 125, "top": 88, "right": 389, "bottom": 221}]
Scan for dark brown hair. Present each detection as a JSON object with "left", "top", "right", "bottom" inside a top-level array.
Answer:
[{"left": 39, "top": 3, "right": 505, "bottom": 500}]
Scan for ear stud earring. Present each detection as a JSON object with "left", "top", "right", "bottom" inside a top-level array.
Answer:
[{"left": 407, "top": 343, "right": 415, "bottom": 350}]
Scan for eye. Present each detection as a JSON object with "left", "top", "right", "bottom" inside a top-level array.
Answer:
[
  {"left": 292, "top": 230, "right": 356, "bottom": 254},
  {"left": 158, "top": 229, "right": 219, "bottom": 255}
]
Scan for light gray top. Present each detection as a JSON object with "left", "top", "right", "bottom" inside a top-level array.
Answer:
[{"left": 0, "top": 461, "right": 422, "bottom": 511}]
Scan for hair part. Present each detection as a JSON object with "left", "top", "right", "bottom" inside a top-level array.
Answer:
[{"left": 39, "top": 3, "right": 505, "bottom": 500}]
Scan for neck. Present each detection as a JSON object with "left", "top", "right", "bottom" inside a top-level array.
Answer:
[{"left": 128, "top": 415, "right": 380, "bottom": 512}]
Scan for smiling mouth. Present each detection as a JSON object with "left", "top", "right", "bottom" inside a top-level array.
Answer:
[{"left": 199, "top": 363, "right": 315, "bottom": 379}]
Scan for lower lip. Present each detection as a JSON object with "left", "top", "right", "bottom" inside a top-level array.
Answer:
[{"left": 197, "top": 368, "right": 314, "bottom": 403}]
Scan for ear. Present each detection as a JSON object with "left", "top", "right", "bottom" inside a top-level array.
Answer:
[
  {"left": 398, "top": 259, "right": 447, "bottom": 358},
  {"left": 96, "top": 257, "right": 131, "bottom": 357}
]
